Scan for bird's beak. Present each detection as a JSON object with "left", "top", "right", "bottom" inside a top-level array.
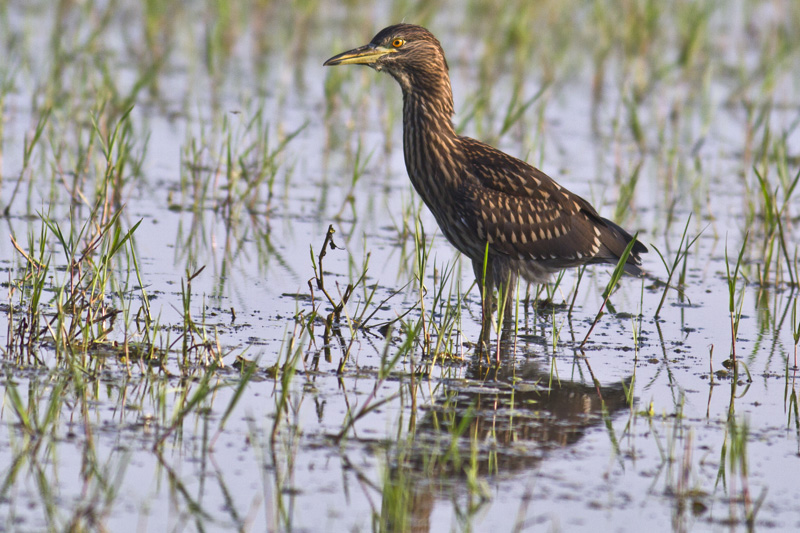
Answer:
[{"left": 324, "top": 44, "right": 396, "bottom": 66}]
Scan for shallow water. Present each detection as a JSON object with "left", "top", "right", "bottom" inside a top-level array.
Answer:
[{"left": 2, "top": 1, "right": 800, "bottom": 531}]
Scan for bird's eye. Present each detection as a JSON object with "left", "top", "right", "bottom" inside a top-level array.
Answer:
[{"left": 392, "top": 38, "right": 405, "bottom": 48}]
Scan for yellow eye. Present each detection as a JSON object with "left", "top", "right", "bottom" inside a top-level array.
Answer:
[{"left": 392, "top": 38, "right": 405, "bottom": 48}]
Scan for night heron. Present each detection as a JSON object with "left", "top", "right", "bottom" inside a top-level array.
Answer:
[{"left": 324, "top": 24, "right": 646, "bottom": 345}]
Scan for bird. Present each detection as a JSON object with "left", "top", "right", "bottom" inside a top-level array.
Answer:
[{"left": 324, "top": 24, "right": 646, "bottom": 347}]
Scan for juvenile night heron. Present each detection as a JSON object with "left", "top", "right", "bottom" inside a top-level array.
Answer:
[{"left": 324, "top": 24, "right": 646, "bottom": 343}]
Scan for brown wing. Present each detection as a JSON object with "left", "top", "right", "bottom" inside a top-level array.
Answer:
[{"left": 458, "top": 137, "right": 646, "bottom": 271}]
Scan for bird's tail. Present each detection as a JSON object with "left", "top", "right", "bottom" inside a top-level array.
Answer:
[{"left": 598, "top": 217, "right": 647, "bottom": 276}]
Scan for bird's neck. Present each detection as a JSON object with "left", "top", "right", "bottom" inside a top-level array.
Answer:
[
  {"left": 400, "top": 74, "right": 456, "bottom": 138},
  {"left": 399, "top": 74, "right": 462, "bottom": 213}
]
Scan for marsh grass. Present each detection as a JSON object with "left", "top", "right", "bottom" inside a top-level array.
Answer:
[
  {"left": 336, "top": 330, "right": 405, "bottom": 442},
  {"left": 334, "top": 139, "right": 374, "bottom": 220},
  {"left": 788, "top": 370, "right": 799, "bottom": 431},
  {"left": 7, "top": 207, "right": 136, "bottom": 364},
  {"left": 180, "top": 106, "right": 306, "bottom": 218},
  {"left": 3, "top": 106, "right": 249, "bottom": 377},
  {"left": 725, "top": 234, "right": 749, "bottom": 370},
  {"left": 791, "top": 298, "right": 800, "bottom": 369},
  {"left": 3, "top": 1, "right": 800, "bottom": 531},
  {"left": 717, "top": 415, "right": 765, "bottom": 529},
  {"left": 3, "top": 108, "right": 50, "bottom": 216},
  {"left": 579, "top": 232, "right": 639, "bottom": 348},
  {"left": 423, "top": 259, "right": 464, "bottom": 363},
  {"left": 305, "top": 224, "right": 371, "bottom": 373},
  {"left": 270, "top": 319, "right": 306, "bottom": 445},
  {"left": 653, "top": 215, "right": 702, "bottom": 318},
  {"left": 752, "top": 150, "right": 800, "bottom": 287},
  {"left": 1, "top": 371, "right": 132, "bottom": 530},
  {"left": 410, "top": 218, "right": 465, "bottom": 361}
]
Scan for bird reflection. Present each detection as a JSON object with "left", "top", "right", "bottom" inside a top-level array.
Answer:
[{"left": 379, "top": 355, "right": 632, "bottom": 532}]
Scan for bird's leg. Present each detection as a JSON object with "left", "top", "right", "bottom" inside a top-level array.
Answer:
[
  {"left": 492, "top": 271, "right": 517, "bottom": 355},
  {"left": 479, "top": 292, "right": 494, "bottom": 349},
  {"left": 499, "top": 271, "right": 517, "bottom": 336},
  {"left": 473, "top": 259, "right": 494, "bottom": 351},
  {"left": 474, "top": 259, "right": 516, "bottom": 354}
]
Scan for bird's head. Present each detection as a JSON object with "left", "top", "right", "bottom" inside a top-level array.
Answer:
[{"left": 324, "top": 24, "right": 449, "bottom": 92}]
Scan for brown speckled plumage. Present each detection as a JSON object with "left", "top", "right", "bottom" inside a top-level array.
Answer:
[{"left": 325, "top": 24, "right": 647, "bottom": 341}]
